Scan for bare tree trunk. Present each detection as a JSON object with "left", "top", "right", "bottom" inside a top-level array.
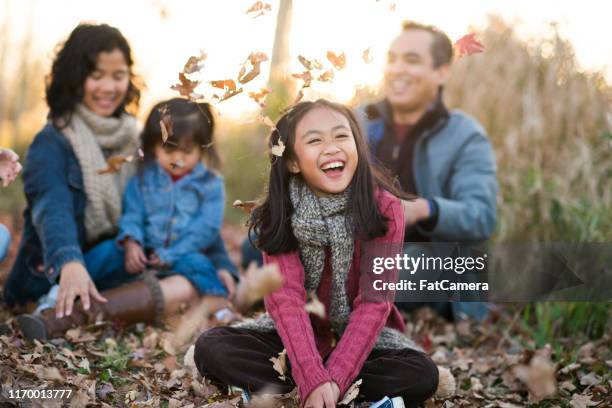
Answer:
[{"left": 266, "top": 0, "right": 293, "bottom": 117}]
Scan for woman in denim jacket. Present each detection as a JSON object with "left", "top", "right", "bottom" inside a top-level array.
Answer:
[{"left": 4, "top": 25, "right": 237, "bottom": 340}]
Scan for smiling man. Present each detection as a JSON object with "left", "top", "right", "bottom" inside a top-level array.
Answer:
[{"left": 360, "top": 21, "right": 498, "bottom": 321}]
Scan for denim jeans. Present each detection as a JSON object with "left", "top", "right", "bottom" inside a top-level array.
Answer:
[
  {"left": 0, "top": 224, "right": 11, "bottom": 262},
  {"left": 88, "top": 239, "right": 227, "bottom": 296},
  {"left": 0, "top": 224, "right": 10, "bottom": 264}
]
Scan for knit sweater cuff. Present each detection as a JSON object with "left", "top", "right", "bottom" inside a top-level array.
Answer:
[
  {"left": 328, "top": 364, "right": 356, "bottom": 398},
  {"left": 298, "top": 365, "right": 333, "bottom": 403}
]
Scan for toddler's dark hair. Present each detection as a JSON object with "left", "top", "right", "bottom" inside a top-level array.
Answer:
[{"left": 140, "top": 98, "right": 220, "bottom": 170}]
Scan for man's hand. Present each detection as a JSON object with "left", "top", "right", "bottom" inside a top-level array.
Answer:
[
  {"left": 217, "top": 269, "right": 236, "bottom": 300},
  {"left": 304, "top": 382, "right": 339, "bottom": 408},
  {"left": 125, "top": 239, "right": 147, "bottom": 274},
  {"left": 56, "top": 262, "right": 107, "bottom": 318},
  {"left": 401, "top": 198, "right": 431, "bottom": 227},
  {"left": 0, "top": 148, "right": 22, "bottom": 187}
]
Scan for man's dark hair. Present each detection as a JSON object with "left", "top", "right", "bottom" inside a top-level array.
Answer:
[{"left": 401, "top": 21, "right": 454, "bottom": 67}]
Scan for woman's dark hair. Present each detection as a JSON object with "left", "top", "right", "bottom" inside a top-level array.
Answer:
[
  {"left": 140, "top": 98, "right": 220, "bottom": 170},
  {"left": 249, "top": 99, "right": 406, "bottom": 255},
  {"left": 46, "top": 23, "right": 141, "bottom": 126}
]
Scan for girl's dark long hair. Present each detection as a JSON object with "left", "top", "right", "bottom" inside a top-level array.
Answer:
[
  {"left": 46, "top": 23, "right": 142, "bottom": 127},
  {"left": 249, "top": 99, "right": 406, "bottom": 255},
  {"left": 140, "top": 98, "right": 220, "bottom": 171}
]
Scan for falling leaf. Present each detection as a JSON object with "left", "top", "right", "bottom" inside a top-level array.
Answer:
[
  {"left": 158, "top": 104, "right": 173, "bottom": 144},
  {"left": 317, "top": 69, "right": 335, "bottom": 82},
  {"left": 326, "top": 50, "right": 346, "bottom": 70},
  {"left": 162, "top": 336, "right": 177, "bottom": 356},
  {"left": 291, "top": 71, "right": 313, "bottom": 88},
  {"left": 171, "top": 72, "right": 201, "bottom": 99},
  {"left": 171, "top": 159, "right": 185, "bottom": 170},
  {"left": 298, "top": 55, "right": 323, "bottom": 70},
  {"left": 362, "top": 48, "right": 373, "bottom": 64},
  {"left": 304, "top": 292, "right": 326, "bottom": 319},
  {"left": 233, "top": 263, "right": 283, "bottom": 314},
  {"left": 232, "top": 199, "right": 258, "bottom": 214},
  {"left": 214, "top": 87, "right": 244, "bottom": 103},
  {"left": 238, "top": 52, "right": 268, "bottom": 84},
  {"left": 389, "top": 2, "right": 396, "bottom": 11},
  {"left": 138, "top": 148, "right": 145, "bottom": 160},
  {"left": 246, "top": 1, "right": 272, "bottom": 18},
  {"left": 248, "top": 52, "right": 269, "bottom": 65},
  {"left": 293, "top": 88, "right": 305, "bottom": 105},
  {"left": 97, "top": 155, "right": 134, "bottom": 175},
  {"left": 512, "top": 347, "right": 557, "bottom": 403},
  {"left": 271, "top": 139, "right": 285, "bottom": 157},
  {"left": 339, "top": 378, "right": 362, "bottom": 405},
  {"left": 210, "top": 79, "right": 237, "bottom": 90},
  {"left": 269, "top": 349, "right": 288, "bottom": 381},
  {"left": 454, "top": 33, "right": 485, "bottom": 58},
  {"left": 257, "top": 114, "right": 277, "bottom": 131},
  {"left": 183, "top": 51, "right": 207, "bottom": 74},
  {"left": 248, "top": 88, "right": 271, "bottom": 107}
]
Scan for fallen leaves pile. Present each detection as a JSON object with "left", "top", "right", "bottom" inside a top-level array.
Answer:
[{"left": 0, "top": 225, "right": 609, "bottom": 408}]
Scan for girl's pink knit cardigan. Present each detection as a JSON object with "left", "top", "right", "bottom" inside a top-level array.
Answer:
[{"left": 263, "top": 190, "right": 406, "bottom": 401}]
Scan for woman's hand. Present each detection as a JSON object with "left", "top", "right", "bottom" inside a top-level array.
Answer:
[
  {"left": 304, "top": 382, "right": 339, "bottom": 408},
  {"left": 401, "top": 198, "right": 431, "bottom": 227},
  {"left": 56, "top": 262, "right": 107, "bottom": 318},
  {"left": 0, "top": 147, "right": 22, "bottom": 187},
  {"left": 125, "top": 239, "right": 147, "bottom": 274},
  {"left": 217, "top": 269, "right": 236, "bottom": 300}
]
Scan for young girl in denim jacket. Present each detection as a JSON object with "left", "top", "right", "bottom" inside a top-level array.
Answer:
[
  {"left": 195, "top": 100, "right": 443, "bottom": 408},
  {"left": 117, "top": 97, "right": 237, "bottom": 304}
]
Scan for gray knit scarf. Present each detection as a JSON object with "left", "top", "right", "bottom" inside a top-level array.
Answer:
[
  {"left": 62, "top": 104, "right": 138, "bottom": 243},
  {"left": 233, "top": 177, "right": 419, "bottom": 351}
]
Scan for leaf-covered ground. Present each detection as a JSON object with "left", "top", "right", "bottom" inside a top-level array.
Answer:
[{"left": 0, "top": 225, "right": 610, "bottom": 408}]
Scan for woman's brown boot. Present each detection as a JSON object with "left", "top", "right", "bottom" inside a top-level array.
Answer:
[{"left": 17, "top": 273, "right": 164, "bottom": 341}]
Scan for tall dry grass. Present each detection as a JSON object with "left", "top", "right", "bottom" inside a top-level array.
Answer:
[{"left": 444, "top": 17, "right": 611, "bottom": 242}]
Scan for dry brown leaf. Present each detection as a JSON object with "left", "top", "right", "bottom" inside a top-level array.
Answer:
[
  {"left": 215, "top": 87, "right": 244, "bottom": 103},
  {"left": 233, "top": 262, "right": 283, "bottom": 313},
  {"left": 271, "top": 139, "right": 285, "bottom": 157},
  {"left": 97, "top": 155, "right": 134, "bottom": 175},
  {"left": 326, "top": 50, "right": 346, "bottom": 70},
  {"left": 246, "top": 1, "right": 272, "bottom": 18},
  {"left": 293, "top": 88, "right": 305, "bottom": 105},
  {"left": 339, "top": 378, "right": 362, "bottom": 405},
  {"left": 362, "top": 48, "right": 373, "bottom": 64},
  {"left": 171, "top": 72, "right": 202, "bottom": 99},
  {"left": 269, "top": 348, "right": 287, "bottom": 381},
  {"left": 298, "top": 55, "right": 323, "bottom": 70},
  {"left": 317, "top": 69, "right": 335, "bottom": 82},
  {"left": 454, "top": 33, "right": 485, "bottom": 58},
  {"left": 36, "top": 366, "right": 64, "bottom": 382},
  {"left": 569, "top": 393, "right": 601, "bottom": 408},
  {"left": 70, "top": 390, "right": 90, "bottom": 408},
  {"left": 292, "top": 71, "right": 313, "bottom": 88},
  {"left": 511, "top": 347, "right": 557, "bottom": 403},
  {"left": 232, "top": 199, "right": 258, "bottom": 214},
  {"left": 257, "top": 114, "right": 277, "bottom": 132},
  {"left": 183, "top": 51, "right": 207, "bottom": 74},
  {"left": 248, "top": 88, "right": 271, "bottom": 107},
  {"left": 210, "top": 79, "right": 237, "bottom": 91},
  {"left": 304, "top": 291, "right": 326, "bottom": 319},
  {"left": 171, "top": 159, "right": 185, "bottom": 170}
]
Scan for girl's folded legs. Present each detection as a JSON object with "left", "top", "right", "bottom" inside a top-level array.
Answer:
[{"left": 194, "top": 327, "right": 439, "bottom": 407}]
